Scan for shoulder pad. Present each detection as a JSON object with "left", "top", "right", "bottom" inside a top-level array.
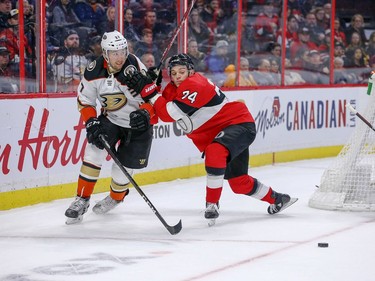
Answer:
[
  {"left": 116, "top": 54, "right": 144, "bottom": 84},
  {"left": 84, "top": 56, "right": 107, "bottom": 81}
]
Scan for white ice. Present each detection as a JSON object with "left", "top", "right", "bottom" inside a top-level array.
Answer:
[{"left": 1, "top": 158, "right": 374, "bottom": 281}]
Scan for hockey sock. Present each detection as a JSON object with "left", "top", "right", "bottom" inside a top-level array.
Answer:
[
  {"left": 205, "top": 143, "right": 229, "bottom": 203},
  {"left": 228, "top": 174, "right": 256, "bottom": 194},
  {"left": 77, "top": 176, "right": 96, "bottom": 198},
  {"left": 77, "top": 161, "right": 102, "bottom": 198},
  {"left": 110, "top": 180, "right": 130, "bottom": 201},
  {"left": 229, "top": 176, "right": 275, "bottom": 204}
]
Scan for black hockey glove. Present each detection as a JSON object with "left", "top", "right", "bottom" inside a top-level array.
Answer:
[
  {"left": 129, "top": 109, "right": 150, "bottom": 131},
  {"left": 147, "top": 67, "right": 163, "bottom": 86},
  {"left": 124, "top": 71, "right": 158, "bottom": 102},
  {"left": 85, "top": 117, "right": 106, "bottom": 150}
]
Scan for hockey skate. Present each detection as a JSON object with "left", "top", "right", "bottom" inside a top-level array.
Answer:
[
  {"left": 267, "top": 192, "right": 298, "bottom": 214},
  {"left": 205, "top": 202, "right": 219, "bottom": 227},
  {"left": 65, "top": 197, "right": 90, "bottom": 225},
  {"left": 92, "top": 195, "right": 122, "bottom": 215}
]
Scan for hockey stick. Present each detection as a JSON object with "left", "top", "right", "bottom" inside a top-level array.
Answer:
[
  {"left": 157, "top": 0, "right": 197, "bottom": 70},
  {"left": 346, "top": 103, "right": 375, "bottom": 131},
  {"left": 99, "top": 135, "right": 182, "bottom": 235}
]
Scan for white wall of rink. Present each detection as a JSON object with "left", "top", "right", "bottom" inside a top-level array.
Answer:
[{"left": 0, "top": 86, "right": 370, "bottom": 193}]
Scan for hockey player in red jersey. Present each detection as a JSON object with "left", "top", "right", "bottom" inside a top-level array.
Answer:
[
  {"left": 64, "top": 30, "right": 155, "bottom": 224},
  {"left": 124, "top": 54, "right": 297, "bottom": 225}
]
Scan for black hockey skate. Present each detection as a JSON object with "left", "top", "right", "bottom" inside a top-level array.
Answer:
[
  {"left": 65, "top": 196, "right": 90, "bottom": 224},
  {"left": 205, "top": 202, "right": 219, "bottom": 227},
  {"left": 267, "top": 192, "right": 298, "bottom": 214}
]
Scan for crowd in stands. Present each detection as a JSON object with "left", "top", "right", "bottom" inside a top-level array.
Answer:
[{"left": 0, "top": 0, "right": 374, "bottom": 93}]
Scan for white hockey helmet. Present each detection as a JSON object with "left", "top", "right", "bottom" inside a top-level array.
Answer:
[{"left": 101, "top": 30, "right": 128, "bottom": 61}]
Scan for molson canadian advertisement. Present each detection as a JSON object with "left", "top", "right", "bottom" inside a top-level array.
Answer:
[{"left": 0, "top": 86, "right": 369, "bottom": 207}]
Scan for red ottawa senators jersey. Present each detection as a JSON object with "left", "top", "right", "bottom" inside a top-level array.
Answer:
[{"left": 153, "top": 73, "right": 254, "bottom": 152}]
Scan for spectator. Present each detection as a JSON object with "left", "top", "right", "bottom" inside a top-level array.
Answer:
[
  {"left": 290, "top": 26, "right": 318, "bottom": 64},
  {"left": 369, "top": 55, "right": 375, "bottom": 70},
  {"left": 276, "top": 15, "right": 298, "bottom": 50},
  {"left": 301, "top": 49, "right": 329, "bottom": 84},
  {"left": 52, "top": 29, "right": 88, "bottom": 92},
  {"left": 322, "top": 3, "right": 331, "bottom": 29},
  {"left": 0, "top": 46, "right": 18, "bottom": 93},
  {"left": 0, "top": 0, "right": 12, "bottom": 28},
  {"left": 314, "top": 7, "right": 328, "bottom": 30},
  {"left": 187, "top": 8, "right": 213, "bottom": 53},
  {"left": 140, "top": 52, "right": 155, "bottom": 69},
  {"left": 85, "top": 35, "right": 102, "bottom": 62},
  {"left": 269, "top": 57, "right": 281, "bottom": 84},
  {"left": 74, "top": 0, "right": 105, "bottom": 33},
  {"left": 50, "top": 0, "right": 81, "bottom": 46},
  {"left": 333, "top": 41, "right": 349, "bottom": 66},
  {"left": 365, "top": 31, "right": 375, "bottom": 59},
  {"left": 251, "top": 58, "right": 277, "bottom": 85},
  {"left": 134, "top": 28, "right": 161, "bottom": 65},
  {"left": 98, "top": 5, "right": 115, "bottom": 35},
  {"left": 345, "top": 31, "right": 364, "bottom": 58},
  {"left": 205, "top": 39, "right": 231, "bottom": 85},
  {"left": 187, "top": 38, "right": 206, "bottom": 72},
  {"left": 333, "top": 17, "right": 346, "bottom": 47},
  {"left": 136, "top": 9, "right": 171, "bottom": 47},
  {"left": 333, "top": 56, "right": 358, "bottom": 84},
  {"left": 199, "top": 0, "right": 225, "bottom": 33},
  {"left": 345, "top": 14, "right": 368, "bottom": 46},
  {"left": 303, "top": 12, "right": 325, "bottom": 46},
  {"left": 345, "top": 47, "right": 369, "bottom": 69},
  {"left": 254, "top": 0, "right": 279, "bottom": 51},
  {"left": 0, "top": 9, "right": 33, "bottom": 61},
  {"left": 267, "top": 41, "right": 282, "bottom": 59},
  {"left": 223, "top": 57, "right": 257, "bottom": 87},
  {"left": 124, "top": 7, "right": 140, "bottom": 42},
  {"left": 284, "top": 57, "right": 305, "bottom": 85}
]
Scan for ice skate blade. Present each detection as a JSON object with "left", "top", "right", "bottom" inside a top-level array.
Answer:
[
  {"left": 275, "top": 197, "right": 298, "bottom": 214},
  {"left": 65, "top": 215, "right": 83, "bottom": 225},
  {"left": 208, "top": 219, "right": 216, "bottom": 227}
]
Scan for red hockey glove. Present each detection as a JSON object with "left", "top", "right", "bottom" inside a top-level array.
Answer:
[{"left": 124, "top": 71, "right": 158, "bottom": 102}]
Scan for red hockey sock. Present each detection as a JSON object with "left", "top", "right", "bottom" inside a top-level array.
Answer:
[
  {"left": 261, "top": 188, "right": 275, "bottom": 204},
  {"left": 206, "top": 187, "right": 223, "bottom": 204}
]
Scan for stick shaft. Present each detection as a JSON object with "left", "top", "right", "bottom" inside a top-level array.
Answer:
[
  {"left": 346, "top": 103, "right": 375, "bottom": 131},
  {"left": 99, "top": 135, "right": 182, "bottom": 235},
  {"left": 157, "top": 0, "right": 197, "bottom": 69}
]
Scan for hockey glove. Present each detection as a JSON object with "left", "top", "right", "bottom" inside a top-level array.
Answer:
[
  {"left": 124, "top": 71, "right": 158, "bottom": 102},
  {"left": 147, "top": 67, "right": 163, "bottom": 86},
  {"left": 86, "top": 117, "right": 106, "bottom": 150},
  {"left": 129, "top": 109, "right": 150, "bottom": 131}
]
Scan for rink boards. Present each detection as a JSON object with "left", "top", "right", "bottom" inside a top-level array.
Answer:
[{"left": 0, "top": 86, "right": 369, "bottom": 209}]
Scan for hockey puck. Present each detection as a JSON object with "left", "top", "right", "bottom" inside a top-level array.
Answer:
[{"left": 318, "top": 242, "right": 329, "bottom": 248}]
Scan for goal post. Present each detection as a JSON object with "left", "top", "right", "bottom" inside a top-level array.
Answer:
[{"left": 309, "top": 71, "right": 375, "bottom": 211}]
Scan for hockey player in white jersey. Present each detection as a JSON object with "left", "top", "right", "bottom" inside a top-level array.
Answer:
[{"left": 65, "top": 30, "right": 155, "bottom": 224}]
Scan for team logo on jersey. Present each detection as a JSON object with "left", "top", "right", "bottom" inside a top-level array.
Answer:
[
  {"left": 87, "top": 61, "right": 96, "bottom": 71},
  {"left": 101, "top": 93, "right": 127, "bottom": 111},
  {"left": 124, "top": 65, "right": 137, "bottom": 76}
]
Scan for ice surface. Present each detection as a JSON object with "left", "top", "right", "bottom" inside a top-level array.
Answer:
[{"left": 0, "top": 158, "right": 374, "bottom": 281}]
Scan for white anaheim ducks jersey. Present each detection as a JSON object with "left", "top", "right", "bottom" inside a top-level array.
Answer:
[{"left": 77, "top": 54, "right": 147, "bottom": 128}]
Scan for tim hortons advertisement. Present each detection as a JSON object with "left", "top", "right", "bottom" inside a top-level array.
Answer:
[{"left": 0, "top": 86, "right": 368, "bottom": 192}]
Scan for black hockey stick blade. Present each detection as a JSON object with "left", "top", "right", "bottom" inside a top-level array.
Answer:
[
  {"left": 168, "top": 219, "right": 182, "bottom": 235},
  {"left": 99, "top": 135, "right": 183, "bottom": 235}
]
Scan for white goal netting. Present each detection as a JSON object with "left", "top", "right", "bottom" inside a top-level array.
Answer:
[{"left": 309, "top": 73, "right": 375, "bottom": 211}]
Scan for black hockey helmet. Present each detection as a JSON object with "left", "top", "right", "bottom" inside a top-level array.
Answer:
[{"left": 168, "top": 53, "right": 194, "bottom": 75}]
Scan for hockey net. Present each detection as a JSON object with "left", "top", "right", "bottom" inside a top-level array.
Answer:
[{"left": 309, "top": 74, "right": 375, "bottom": 211}]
